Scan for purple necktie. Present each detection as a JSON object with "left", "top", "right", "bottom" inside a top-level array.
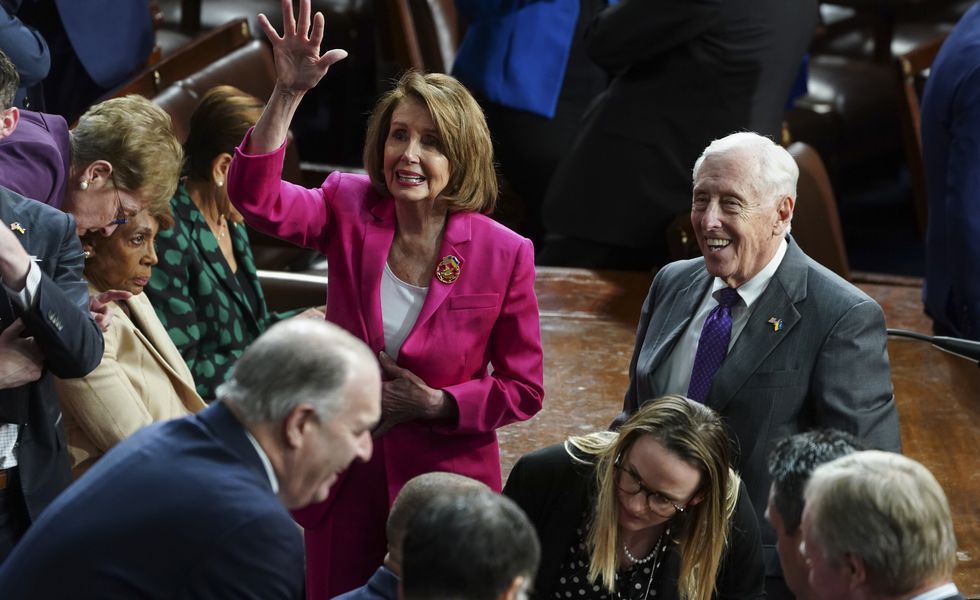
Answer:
[{"left": 687, "top": 287, "right": 741, "bottom": 402}]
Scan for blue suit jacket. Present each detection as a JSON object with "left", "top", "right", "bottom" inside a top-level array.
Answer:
[
  {"left": 0, "top": 186, "right": 102, "bottom": 522},
  {"left": 332, "top": 566, "right": 399, "bottom": 600},
  {"left": 921, "top": 2, "right": 980, "bottom": 340},
  {"left": 452, "top": 0, "right": 580, "bottom": 118},
  {"left": 0, "top": 5, "right": 49, "bottom": 107},
  {"left": 0, "top": 402, "right": 305, "bottom": 599}
]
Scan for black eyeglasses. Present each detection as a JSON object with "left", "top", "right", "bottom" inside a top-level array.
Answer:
[{"left": 613, "top": 460, "right": 688, "bottom": 517}]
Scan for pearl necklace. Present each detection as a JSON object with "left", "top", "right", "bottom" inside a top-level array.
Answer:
[
  {"left": 623, "top": 539, "right": 658, "bottom": 564},
  {"left": 617, "top": 528, "right": 668, "bottom": 600}
]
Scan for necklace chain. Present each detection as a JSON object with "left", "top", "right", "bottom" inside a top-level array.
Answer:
[{"left": 616, "top": 528, "right": 668, "bottom": 600}]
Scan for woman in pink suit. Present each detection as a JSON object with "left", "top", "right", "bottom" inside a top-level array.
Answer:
[{"left": 226, "top": 1, "right": 544, "bottom": 597}]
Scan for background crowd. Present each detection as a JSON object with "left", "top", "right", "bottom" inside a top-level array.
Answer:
[{"left": 0, "top": 1, "right": 975, "bottom": 599}]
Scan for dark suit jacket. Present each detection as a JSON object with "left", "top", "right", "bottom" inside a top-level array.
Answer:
[
  {"left": 543, "top": 0, "right": 818, "bottom": 254},
  {"left": 617, "top": 236, "right": 901, "bottom": 575},
  {"left": 0, "top": 401, "right": 305, "bottom": 599},
  {"left": 503, "top": 444, "right": 765, "bottom": 600},
  {"left": 0, "top": 186, "right": 102, "bottom": 521},
  {"left": 921, "top": 1, "right": 980, "bottom": 340}
]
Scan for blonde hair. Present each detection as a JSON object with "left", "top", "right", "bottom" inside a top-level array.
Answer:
[
  {"left": 363, "top": 71, "right": 497, "bottom": 214},
  {"left": 70, "top": 95, "right": 183, "bottom": 214},
  {"left": 566, "top": 396, "right": 738, "bottom": 600}
]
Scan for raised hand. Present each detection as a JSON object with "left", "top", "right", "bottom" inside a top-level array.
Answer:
[{"left": 258, "top": 0, "right": 349, "bottom": 95}]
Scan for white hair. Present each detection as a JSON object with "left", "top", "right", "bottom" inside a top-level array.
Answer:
[{"left": 693, "top": 131, "right": 799, "bottom": 207}]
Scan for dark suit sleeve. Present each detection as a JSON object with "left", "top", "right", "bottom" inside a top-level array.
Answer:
[
  {"left": 715, "top": 481, "right": 766, "bottom": 600},
  {"left": 18, "top": 211, "right": 102, "bottom": 378},
  {"left": 811, "top": 299, "right": 901, "bottom": 452},
  {"left": 941, "top": 74, "right": 980, "bottom": 336},
  {"left": 180, "top": 511, "right": 305, "bottom": 600},
  {"left": 0, "top": 7, "right": 50, "bottom": 88},
  {"left": 586, "top": 0, "right": 722, "bottom": 71},
  {"left": 613, "top": 266, "right": 666, "bottom": 428}
]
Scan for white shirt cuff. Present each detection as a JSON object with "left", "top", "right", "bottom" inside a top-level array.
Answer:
[{"left": 3, "top": 259, "right": 41, "bottom": 310}]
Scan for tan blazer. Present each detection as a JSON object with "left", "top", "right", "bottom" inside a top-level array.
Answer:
[{"left": 56, "top": 285, "right": 207, "bottom": 477}]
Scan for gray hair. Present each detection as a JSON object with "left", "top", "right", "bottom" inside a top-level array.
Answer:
[
  {"left": 693, "top": 131, "right": 799, "bottom": 207},
  {"left": 217, "top": 319, "right": 377, "bottom": 423},
  {"left": 804, "top": 451, "right": 957, "bottom": 596},
  {"left": 0, "top": 49, "right": 18, "bottom": 110},
  {"left": 767, "top": 429, "right": 864, "bottom": 534}
]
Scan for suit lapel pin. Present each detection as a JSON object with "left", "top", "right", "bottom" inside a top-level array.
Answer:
[
  {"left": 767, "top": 317, "right": 783, "bottom": 332},
  {"left": 435, "top": 255, "right": 461, "bottom": 284},
  {"left": 9, "top": 222, "right": 25, "bottom": 234}
]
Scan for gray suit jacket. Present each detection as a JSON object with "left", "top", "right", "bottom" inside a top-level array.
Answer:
[{"left": 617, "top": 237, "right": 901, "bottom": 575}]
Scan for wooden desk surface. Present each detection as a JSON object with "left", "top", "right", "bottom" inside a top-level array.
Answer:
[{"left": 505, "top": 268, "right": 980, "bottom": 598}]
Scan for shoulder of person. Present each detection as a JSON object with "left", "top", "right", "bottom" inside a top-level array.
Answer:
[
  {"left": 463, "top": 212, "right": 530, "bottom": 250},
  {"left": 799, "top": 253, "right": 879, "bottom": 314}
]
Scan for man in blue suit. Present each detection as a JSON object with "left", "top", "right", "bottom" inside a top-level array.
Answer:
[
  {"left": 0, "top": 318, "right": 382, "bottom": 598},
  {"left": 921, "top": 2, "right": 980, "bottom": 341}
]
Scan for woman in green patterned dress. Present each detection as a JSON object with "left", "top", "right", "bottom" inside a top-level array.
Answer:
[{"left": 146, "top": 85, "right": 319, "bottom": 401}]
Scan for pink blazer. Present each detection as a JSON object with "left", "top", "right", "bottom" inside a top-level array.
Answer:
[{"left": 227, "top": 132, "right": 544, "bottom": 497}]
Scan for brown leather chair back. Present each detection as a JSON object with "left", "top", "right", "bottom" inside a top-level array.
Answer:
[
  {"left": 788, "top": 141, "right": 851, "bottom": 280},
  {"left": 895, "top": 33, "right": 948, "bottom": 236},
  {"left": 107, "top": 18, "right": 252, "bottom": 100}
]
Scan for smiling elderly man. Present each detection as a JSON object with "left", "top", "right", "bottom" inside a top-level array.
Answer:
[{"left": 615, "top": 131, "right": 901, "bottom": 598}]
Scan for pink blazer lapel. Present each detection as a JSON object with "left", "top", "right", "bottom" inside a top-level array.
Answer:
[
  {"left": 360, "top": 198, "right": 396, "bottom": 352},
  {"left": 411, "top": 211, "right": 472, "bottom": 334}
]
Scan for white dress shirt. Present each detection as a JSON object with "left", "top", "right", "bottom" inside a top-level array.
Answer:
[
  {"left": 244, "top": 429, "right": 279, "bottom": 494},
  {"left": 652, "top": 238, "right": 788, "bottom": 397},
  {"left": 380, "top": 262, "right": 427, "bottom": 360},
  {"left": 907, "top": 583, "right": 959, "bottom": 600}
]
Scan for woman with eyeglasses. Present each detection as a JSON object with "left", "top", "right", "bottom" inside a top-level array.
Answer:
[{"left": 503, "top": 395, "right": 764, "bottom": 600}]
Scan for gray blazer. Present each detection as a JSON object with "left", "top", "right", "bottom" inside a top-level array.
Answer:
[{"left": 616, "top": 236, "right": 901, "bottom": 574}]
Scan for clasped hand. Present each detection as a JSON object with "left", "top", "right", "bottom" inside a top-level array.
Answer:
[
  {"left": 0, "top": 319, "right": 43, "bottom": 389},
  {"left": 374, "top": 352, "right": 452, "bottom": 438}
]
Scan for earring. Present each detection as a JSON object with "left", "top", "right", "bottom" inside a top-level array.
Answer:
[
  {"left": 80, "top": 179, "right": 89, "bottom": 191},
  {"left": 216, "top": 180, "right": 224, "bottom": 188}
]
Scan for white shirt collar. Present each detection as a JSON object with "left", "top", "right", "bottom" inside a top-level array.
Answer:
[
  {"left": 710, "top": 237, "right": 788, "bottom": 307},
  {"left": 244, "top": 429, "right": 279, "bottom": 494},
  {"left": 907, "top": 583, "right": 959, "bottom": 600}
]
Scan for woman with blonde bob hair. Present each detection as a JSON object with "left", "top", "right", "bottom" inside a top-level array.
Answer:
[
  {"left": 505, "top": 396, "right": 764, "bottom": 600},
  {"left": 225, "top": 1, "right": 543, "bottom": 597}
]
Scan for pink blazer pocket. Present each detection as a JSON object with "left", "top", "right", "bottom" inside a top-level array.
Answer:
[{"left": 449, "top": 293, "right": 499, "bottom": 310}]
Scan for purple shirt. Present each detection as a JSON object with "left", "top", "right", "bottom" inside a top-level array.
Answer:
[{"left": 0, "top": 109, "right": 70, "bottom": 209}]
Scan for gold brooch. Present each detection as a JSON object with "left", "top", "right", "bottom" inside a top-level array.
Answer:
[
  {"left": 9, "top": 222, "right": 26, "bottom": 234},
  {"left": 435, "top": 255, "right": 461, "bottom": 284}
]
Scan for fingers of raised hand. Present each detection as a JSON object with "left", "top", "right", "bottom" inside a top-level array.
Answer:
[
  {"left": 296, "top": 0, "right": 312, "bottom": 39},
  {"left": 281, "top": 0, "right": 296, "bottom": 36},
  {"left": 257, "top": 13, "right": 282, "bottom": 43}
]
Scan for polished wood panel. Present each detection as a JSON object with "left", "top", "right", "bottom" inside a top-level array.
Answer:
[{"left": 498, "top": 267, "right": 979, "bottom": 598}]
